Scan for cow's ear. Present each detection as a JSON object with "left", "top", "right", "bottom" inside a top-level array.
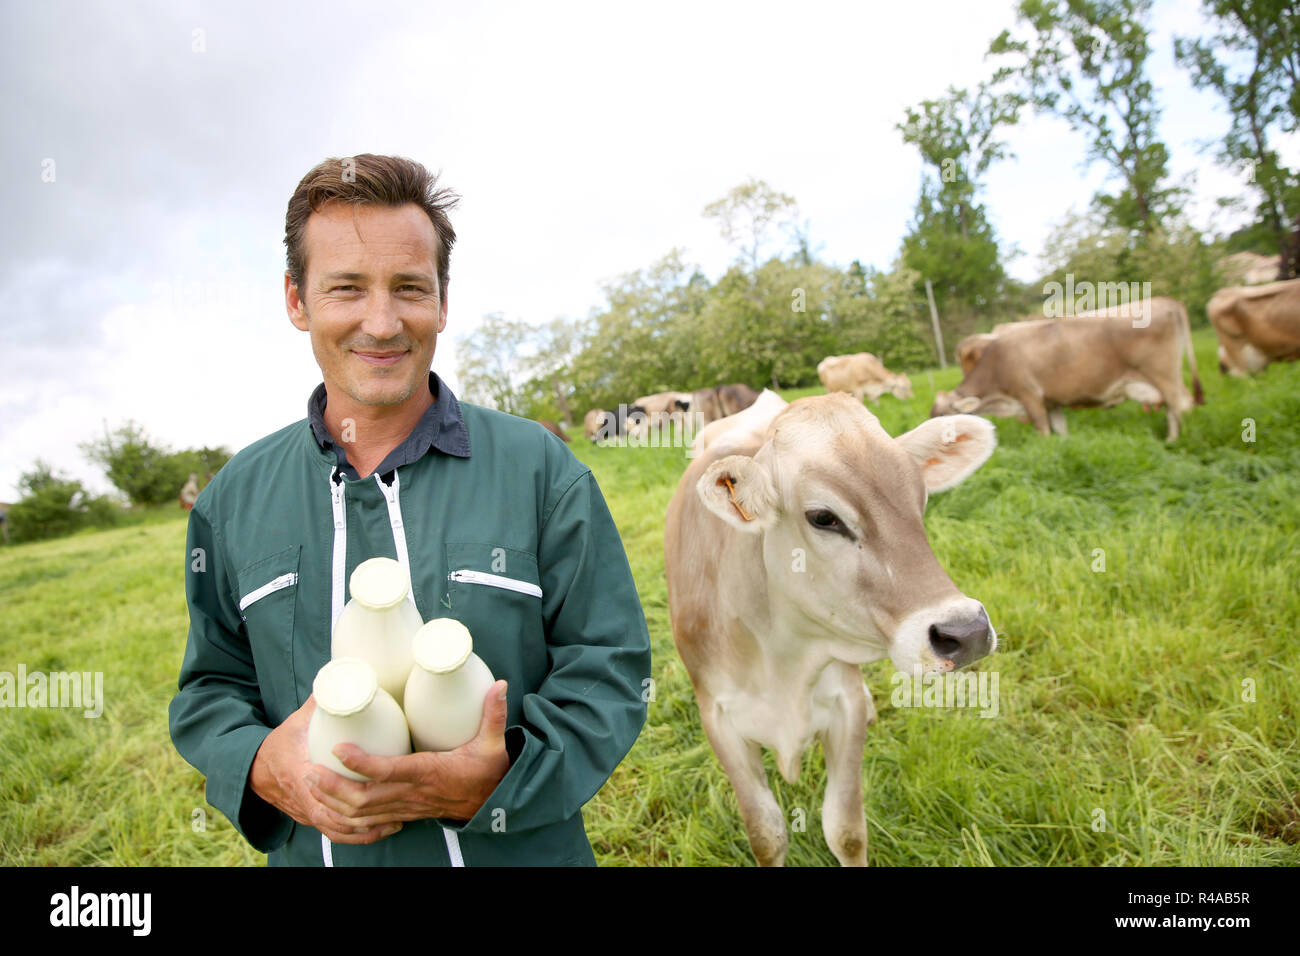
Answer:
[
  {"left": 698, "top": 456, "right": 776, "bottom": 532},
  {"left": 896, "top": 415, "right": 996, "bottom": 494},
  {"left": 953, "top": 395, "right": 981, "bottom": 413}
]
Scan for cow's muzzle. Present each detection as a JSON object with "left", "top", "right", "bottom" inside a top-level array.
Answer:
[{"left": 927, "top": 606, "right": 993, "bottom": 668}]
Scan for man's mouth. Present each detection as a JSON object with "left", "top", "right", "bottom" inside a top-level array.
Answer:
[{"left": 354, "top": 350, "right": 407, "bottom": 367}]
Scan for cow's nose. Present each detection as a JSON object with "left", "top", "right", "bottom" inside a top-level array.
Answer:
[{"left": 928, "top": 608, "right": 992, "bottom": 667}]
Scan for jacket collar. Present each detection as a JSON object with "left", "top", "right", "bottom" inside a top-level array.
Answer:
[{"left": 308, "top": 371, "right": 471, "bottom": 480}]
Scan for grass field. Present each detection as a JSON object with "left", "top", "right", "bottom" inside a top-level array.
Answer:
[{"left": 2, "top": 328, "right": 1297, "bottom": 866}]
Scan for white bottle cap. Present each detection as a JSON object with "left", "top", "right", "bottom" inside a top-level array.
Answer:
[
  {"left": 412, "top": 618, "right": 474, "bottom": 674},
  {"left": 313, "top": 657, "right": 379, "bottom": 716},
  {"left": 349, "top": 557, "right": 410, "bottom": 610}
]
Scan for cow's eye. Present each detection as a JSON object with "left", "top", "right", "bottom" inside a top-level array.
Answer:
[{"left": 805, "top": 509, "right": 850, "bottom": 537}]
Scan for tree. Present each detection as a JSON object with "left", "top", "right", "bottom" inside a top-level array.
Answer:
[
  {"left": 1175, "top": 0, "right": 1300, "bottom": 278},
  {"left": 454, "top": 313, "right": 537, "bottom": 416},
  {"left": 703, "top": 179, "right": 800, "bottom": 272},
  {"left": 6, "top": 461, "right": 116, "bottom": 543},
  {"left": 1039, "top": 207, "right": 1220, "bottom": 323},
  {"left": 990, "top": 0, "right": 1182, "bottom": 244},
  {"left": 80, "top": 421, "right": 196, "bottom": 507},
  {"left": 897, "top": 82, "right": 1023, "bottom": 348}
]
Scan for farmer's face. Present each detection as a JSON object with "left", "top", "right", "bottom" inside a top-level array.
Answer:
[{"left": 286, "top": 201, "right": 447, "bottom": 408}]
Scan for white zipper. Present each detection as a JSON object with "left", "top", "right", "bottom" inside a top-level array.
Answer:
[
  {"left": 374, "top": 469, "right": 464, "bottom": 868},
  {"left": 238, "top": 573, "right": 298, "bottom": 617},
  {"left": 329, "top": 469, "right": 347, "bottom": 633},
  {"left": 323, "top": 468, "right": 346, "bottom": 870},
  {"left": 447, "top": 569, "right": 543, "bottom": 599},
  {"left": 375, "top": 472, "right": 416, "bottom": 610}
]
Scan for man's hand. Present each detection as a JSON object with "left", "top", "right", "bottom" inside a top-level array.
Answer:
[
  {"left": 303, "top": 679, "right": 511, "bottom": 833},
  {"left": 249, "top": 695, "right": 402, "bottom": 844}
]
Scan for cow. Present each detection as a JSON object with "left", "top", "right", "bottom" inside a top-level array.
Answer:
[
  {"left": 665, "top": 391, "right": 997, "bottom": 866},
  {"left": 932, "top": 298, "right": 1203, "bottom": 441},
  {"left": 692, "top": 383, "right": 762, "bottom": 425},
  {"left": 634, "top": 391, "right": 694, "bottom": 417},
  {"left": 633, "top": 391, "right": 695, "bottom": 437},
  {"left": 536, "top": 419, "right": 570, "bottom": 442},
  {"left": 1207, "top": 278, "right": 1300, "bottom": 377},
  {"left": 583, "top": 408, "right": 608, "bottom": 441},
  {"left": 583, "top": 405, "right": 647, "bottom": 443},
  {"left": 1218, "top": 251, "right": 1282, "bottom": 286},
  {"left": 817, "top": 352, "right": 914, "bottom": 404},
  {"left": 179, "top": 473, "right": 200, "bottom": 511}
]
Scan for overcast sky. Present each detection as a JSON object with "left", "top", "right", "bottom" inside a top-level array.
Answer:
[{"left": 0, "top": 0, "right": 1290, "bottom": 501}]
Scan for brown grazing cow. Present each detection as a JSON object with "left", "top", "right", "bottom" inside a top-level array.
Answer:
[
  {"left": 932, "top": 298, "right": 1203, "bottom": 441},
  {"left": 816, "top": 352, "right": 913, "bottom": 402},
  {"left": 179, "top": 473, "right": 200, "bottom": 511},
  {"left": 691, "top": 383, "right": 761, "bottom": 425},
  {"left": 1207, "top": 278, "right": 1300, "bottom": 376}
]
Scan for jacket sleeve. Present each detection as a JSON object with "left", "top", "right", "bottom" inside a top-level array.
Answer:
[
  {"left": 441, "top": 470, "right": 651, "bottom": 835},
  {"left": 168, "top": 501, "right": 293, "bottom": 853}
]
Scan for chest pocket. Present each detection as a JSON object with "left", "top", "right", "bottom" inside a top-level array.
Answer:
[
  {"left": 444, "top": 543, "right": 545, "bottom": 679},
  {"left": 234, "top": 546, "right": 301, "bottom": 721}
]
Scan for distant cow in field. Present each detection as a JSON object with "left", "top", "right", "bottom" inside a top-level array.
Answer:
[
  {"left": 583, "top": 405, "right": 647, "bottom": 443},
  {"left": 179, "top": 473, "right": 200, "bottom": 511},
  {"left": 634, "top": 391, "right": 693, "bottom": 417},
  {"left": 692, "top": 383, "right": 761, "bottom": 425},
  {"left": 666, "top": 391, "right": 997, "bottom": 866},
  {"left": 932, "top": 298, "right": 1203, "bottom": 441},
  {"left": 817, "top": 352, "right": 914, "bottom": 403},
  {"left": 537, "top": 419, "right": 570, "bottom": 442},
  {"left": 633, "top": 391, "right": 694, "bottom": 434},
  {"left": 1207, "top": 278, "right": 1300, "bottom": 377}
]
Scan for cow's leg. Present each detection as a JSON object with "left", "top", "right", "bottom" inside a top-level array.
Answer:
[
  {"left": 1144, "top": 374, "right": 1184, "bottom": 441},
  {"left": 698, "top": 701, "right": 788, "bottom": 866},
  {"left": 817, "top": 664, "right": 871, "bottom": 867},
  {"left": 1164, "top": 404, "right": 1181, "bottom": 442},
  {"left": 1021, "top": 394, "right": 1052, "bottom": 436},
  {"left": 1047, "top": 406, "right": 1069, "bottom": 436}
]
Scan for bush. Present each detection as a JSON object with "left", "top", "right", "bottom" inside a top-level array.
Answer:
[
  {"left": 80, "top": 422, "right": 229, "bottom": 506},
  {"left": 5, "top": 462, "right": 117, "bottom": 544}
]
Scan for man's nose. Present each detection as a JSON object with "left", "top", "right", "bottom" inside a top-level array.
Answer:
[{"left": 359, "top": 290, "right": 403, "bottom": 339}]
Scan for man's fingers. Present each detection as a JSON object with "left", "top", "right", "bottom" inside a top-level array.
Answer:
[
  {"left": 331, "top": 745, "right": 434, "bottom": 785},
  {"left": 478, "top": 680, "right": 508, "bottom": 743},
  {"left": 316, "top": 819, "right": 404, "bottom": 845}
]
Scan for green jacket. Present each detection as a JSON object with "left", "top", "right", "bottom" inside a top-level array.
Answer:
[{"left": 168, "top": 395, "right": 650, "bottom": 866}]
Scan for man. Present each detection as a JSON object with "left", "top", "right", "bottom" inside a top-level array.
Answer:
[{"left": 168, "top": 154, "right": 651, "bottom": 866}]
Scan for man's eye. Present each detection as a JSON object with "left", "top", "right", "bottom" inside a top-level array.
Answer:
[
  {"left": 331, "top": 285, "right": 359, "bottom": 292},
  {"left": 805, "top": 509, "right": 850, "bottom": 536}
]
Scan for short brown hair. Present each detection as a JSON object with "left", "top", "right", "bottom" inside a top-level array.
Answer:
[{"left": 284, "top": 154, "right": 459, "bottom": 298}]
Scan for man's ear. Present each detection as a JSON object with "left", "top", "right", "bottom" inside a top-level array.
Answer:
[
  {"left": 697, "top": 456, "right": 777, "bottom": 532},
  {"left": 286, "top": 272, "right": 309, "bottom": 331},
  {"left": 895, "top": 415, "right": 996, "bottom": 494}
]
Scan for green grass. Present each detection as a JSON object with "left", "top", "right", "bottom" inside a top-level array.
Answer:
[{"left": 2, "top": 329, "right": 1297, "bottom": 865}]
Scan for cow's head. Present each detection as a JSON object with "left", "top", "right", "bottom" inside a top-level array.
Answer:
[
  {"left": 696, "top": 393, "right": 997, "bottom": 676},
  {"left": 890, "top": 373, "right": 915, "bottom": 401}
]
